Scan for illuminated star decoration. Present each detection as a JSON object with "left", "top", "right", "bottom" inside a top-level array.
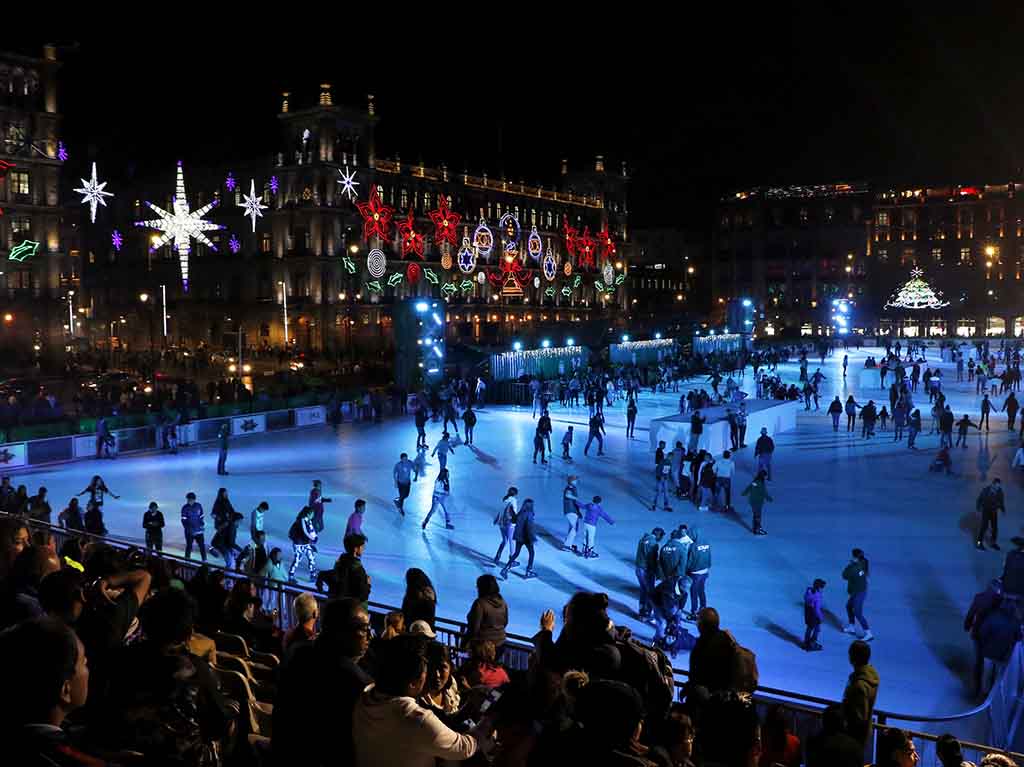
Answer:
[
  {"left": 577, "top": 226, "right": 597, "bottom": 269},
  {"left": 73, "top": 162, "right": 114, "bottom": 223},
  {"left": 542, "top": 245, "right": 557, "bottom": 281},
  {"left": 229, "top": 234, "right": 241, "bottom": 254},
  {"left": 57, "top": 142, "right": 68, "bottom": 162},
  {"left": 429, "top": 194, "right": 461, "bottom": 247},
  {"left": 9, "top": 240, "right": 40, "bottom": 262},
  {"left": 134, "top": 161, "right": 224, "bottom": 292},
  {"left": 111, "top": 230, "right": 123, "bottom": 251},
  {"left": 336, "top": 165, "right": 360, "bottom": 202},
  {"left": 225, "top": 172, "right": 236, "bottom": 192},
  {"left": 269, "top": 176, "right": 279, "bottom": 194},
  {"left": 457, "top": 236, "right": 477, "bottom": 274},
  {"left": 356, "top": 186, "right": 394, "bottom": 242},
  {"left": 398, "top": 209, "right": 425, "bottom": 259},
  {"left": 238, "top": 179, "right": 268, "bottom": 232},
  {"left": 598, "top": 223, "right": 616, "bottom": 260}
]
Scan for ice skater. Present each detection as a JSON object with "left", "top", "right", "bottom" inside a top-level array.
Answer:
[
  {"left": 415, "top": 403, "right": 429, "bottom": 449},
  {"left": 413, "top": 445, "right": 428, "bottom": 480},
  {"left": 561, "top": 426, "right": 574, "bottom": 460},
  {"left": 210, "top": 487, "right": 243, "bottom": 569},
  {"left": 432, "top": 432, "right": 455, "bottom": 471},
  {"left": 216, "top": 422, "right": 230, "bottom": 475},
  {"left": 976, "top": 477, "right": 1005, "bottom": 551},
  {"left": 494, "top": 487, "right": 518, "bottom": 565},
  {"left": 443, "top": 398, "right": 460, "bottom": 436},
  {"left": 287, "top": 506, "right": 319, "bottom": 582},
  {"left": 345, "top": 499, "right": 367, "bottom": 538},
  {"left": 741, "top": 469, "right": 772, "bottom": 535},
  {"left": 652, "top": 455, "right": 673, "bottom": 511},
  {"left": 583, "top": 411, "right": 605, "bottom": 456},
  {"left": 635, "top": 527, "right": 665, "bottom": 620},
  {"left": 580, "top": 495, "right": 614, "bottom": 558},
  {"left": 393, "top": 452, "right": 414, "bottom": 515},
  {"left": 461, "top": 405, "right": 477, "bottom": 445},
  {"left": 754, "top": 427, "right": 775, "bottom": 480},
  {"left": 309, "top": 479, "right": 332, "bottom": 533},
  {"left": 500, "top": 498, "right": 538, "bottom": 579},
  {"left": 842, "top": 548, "right": 872, "bottom": 641},
  {"left": 626, "top": 397, "right": 638, "bottom": 439},
  {"left": 180, "top": 491, "right": 207, "bottom": 562},
  {"left": 684, "top": 526, "right": 711, "bottom": 620},
  {"left": 533, "top": 426, "right": 548, "bottom": 464},
  {"left": 250, "top": 500, "right": 268, "bottom": 544},
  {"left": 955, "top": 414, "right": 979, "bottom": 447},
  {"left": 688, "top": 410, "right": 705, "bottom": 453},
  {"left": 422, "top": 468, "right": 454, "bottom": 530},
  {"left": 538, "top": 409, "right": 553, "bottom": 454},
  {"left": 143, "top": 501, "right": 165, "bottom": 551},
  {"left": 828, "top": 396, "right": 843, "bottom": 431},
  {"left": 78, "top": 475, "right": 119, "bottom": 511},
  {"left": 804, "top": 579, "right": 826, "bottom": 651},
  {"left": 845, "top": 396, "right": 861, "bottom": 432},
  {"left": 561, "top": 475, "right": 582, "bottom": 552}
]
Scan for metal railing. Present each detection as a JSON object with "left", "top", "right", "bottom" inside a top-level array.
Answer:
[{"left": 8, "top": 512, "right": 1022, "bottom": 763}]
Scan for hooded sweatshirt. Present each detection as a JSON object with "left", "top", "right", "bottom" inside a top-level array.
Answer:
[
  {"left": 804, "top": 587, "right": 824, "bottom": 625},
  {"left": 841, "top": 664, "right": 880, "bottom": 745},
  {"left": 686, "top": 527, "right": 711, "bottom": 574},
  {"left": 466, "top": 594, "right": 508, "bottom": 645},
  {"left": 658, "top": 533, "right": 692, "bottom": 580},
  {"left": 352, "top": 687, "right": 479, "bottom": 767},
  {"left": 635, "top": 533, "right": 661, "bottom": 570}
]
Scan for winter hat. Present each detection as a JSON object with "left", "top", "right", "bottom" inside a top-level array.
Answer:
[{"left": 408, "top": 619, "right": 436, "bottom": 639}]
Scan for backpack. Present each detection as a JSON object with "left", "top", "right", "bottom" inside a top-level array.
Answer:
[
  {"left": 614, "top": 628, "right": 675, "bottom": 719},
  {"left": 725, "top": 630, "right": 759, "bottom": 694}
]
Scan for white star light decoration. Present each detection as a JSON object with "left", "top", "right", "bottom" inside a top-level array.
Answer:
[
  {"left": 134, "top": 161, "right": 223, "bottom": 292},
  {"left": 337, "top": 165, "right": 359, "bottom": 201},
  {"left": 238, "top": 179, "right": 268, "bottom": 232},
  {"left": 73, "top": 162, "right": 114, "bottom": 223}
]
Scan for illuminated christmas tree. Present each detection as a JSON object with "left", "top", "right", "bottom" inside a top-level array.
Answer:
[{"left": 884, "top": 268, "right": 950, "bottom": 310}]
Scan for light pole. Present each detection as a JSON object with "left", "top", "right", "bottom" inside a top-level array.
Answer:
[
  {"left": 160, "top": 283, "right": 168, "bottom": 344},
  {"left": 279, "top": 280, "right": 289, "bottom": 347},
  {"left": 67, "top": 290, "right": 75, "bottom": 336},
  {"left": 139, "top": 293, "right": 154, "bottom": 352}
]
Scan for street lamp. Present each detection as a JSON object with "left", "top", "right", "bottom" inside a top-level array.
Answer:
[
  {"left": 67, "top": 290, "right": 75, "bottom": 336},
  {"left": 279, "top": 280, "right": 289, "bottom": 346},
  {"left": 139, "top": 292, "right": 149, "bottom": 303},
  {"left": 139, "top": 293, "right": 154, "bottom": 351}
]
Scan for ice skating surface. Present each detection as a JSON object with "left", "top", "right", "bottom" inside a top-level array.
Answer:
[{"left": 16, "top": 346, "right": 1017, "bottom": 718}]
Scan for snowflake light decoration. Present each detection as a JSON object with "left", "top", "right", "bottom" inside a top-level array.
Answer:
[
  {"left": 73, "top": 162, "right": 114, "bottom": 223},
  {"left": 884, "top": 268, "right": 950, "bottom": 310},
  {"left": 57, "top": 142, "right": 68, "bottom": 162},
  {"left": 111, "top": 230, "right": 123, "bottom": 252},
  {"left": 134, "top": 161, "right": 224, "bottom": 292},
  {"left": 269, "top": 176, "right": 279, "bottom": 195},
  {"left": 457, "top": 236, "right": 477, "bottom": 274},
  {"left": 229, "top": 234, "right": 241, "bottom": 254},
  {"left": 429, "top": 194, "right": 460, "bottom": 246},
  {"left": 336, "top": 165, "right": 359, "bottom": 201},
  {"left": 356, "top": 186, "right": 394, "bottom": 242},
  {"left": 225, "top": 172, "right": 236, "bottom": 192},
  {"left": 238, "top": 179, "right": 268, "bottom": 232},
  {"left": 473, "top": 218, "right": 494, "bottom": 260},
  {"left": 577, "top": 226, "right": 596, "bottom": 269},
  {"left": 398, "top": 209, "right": 425, "bottom": 259}
]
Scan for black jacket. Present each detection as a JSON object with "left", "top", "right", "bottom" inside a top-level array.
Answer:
[{"left": 333, "top": 553, "right": 371, "bottom": 604}]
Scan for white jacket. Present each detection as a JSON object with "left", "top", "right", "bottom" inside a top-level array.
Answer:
[{"left": 352, "top": 687, "right": 479, "bottom": 767}]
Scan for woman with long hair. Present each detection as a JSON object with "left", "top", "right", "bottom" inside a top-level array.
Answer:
[
  {"left": 422, "top": 468, "right": 453, "bottom": 530},
  {"left": 401, "top": 567, "right": 437, "bottom": 629},
  {"left": 493, "top": 486, "right": 518, "bottom": 565},
  {"left": 78, "top": 475, "right": 118, "bottom": 509},
  {"left": 842, "top": 548, "right": 873, "bottom": 642},
  {"left": 500, "top": 498, "right": 538, "bottom": 580},
  {"left": 287, "top": 506, "right": 318, "bottom": 583}
]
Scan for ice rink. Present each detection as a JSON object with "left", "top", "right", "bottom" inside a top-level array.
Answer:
[{"left": 13, "top": 345, "right": 1020, "bottom": 720}]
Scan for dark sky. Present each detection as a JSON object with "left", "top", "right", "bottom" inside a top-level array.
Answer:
[{"left": 23, "top": 6, "right": 1024, "bottom": 230}]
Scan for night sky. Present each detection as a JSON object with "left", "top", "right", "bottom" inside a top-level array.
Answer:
[{"left": 19, "top": 7, "right": 1024, "bottom": 230}]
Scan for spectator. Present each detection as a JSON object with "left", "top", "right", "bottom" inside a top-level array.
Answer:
[
  {"left": 402, "top": 567, "right": 437, "bottom": 629},
  {"left": 0, "top": 516, "right": 30, "bottom": 581},
  {"left": 0, "top": 544, "right": 61, "bottom": 629},
  {"left": 38, "top": 567, "right": 86, "bottom": 625},
  {"left": 331, "top": 532, "right": 372, "bottom": 608},
  {"left": 805, "top": 703, "right": 863, "bottom": 767},
  {"left": 649, "top": 714, "right": 697, "bottom": 767},
  {"left": 58, "top": 498, "right": 85, "bottom": 532},
  {"left": 874, "top": 728, "right": 919, "bottom": 767},
  {"left": 0, "top": 617, "right": 92, "bottom": 764},
  {"left": 464, "top": 573, "right": 509, "bottom": 652},
  {"left": 370, "top": 610, "right": 405, "bottom": 658},
  {"left": 688, "top": 607, "right": 735, "bottom": 694},
  {"left": 418, "top": 641, "right": 462, "bottom": 716},
  {"left": 273, "top": 597, "right": 373, "bottom": 766},
  {"left": 568, "top": 678, "right": 658, "bottom": 765},
  {"left": 936, "top": 733, "right": 977, "bottom": 767},
  {"left": 534, "top": 591, "right": 621, "bottom": 681},
  {"left": 9, "top": 483, "right": 30, "bottom": 516},
  {"left": 224, "top": 578, "right": 278, "bottom": 653},
  {"left": 27, "top": 486, "right": 51, "bottom": 523},
  {"left": 459, "top": 639, "right": 510, "bottom": 689},
  {"left": 841, "top": 639, "right": 880, "bottom": 746},
  {"left": 759, "top": 704, "right": 801, "bottom": 767},
  {"left": 352, "top": 633, "right": 489, "bottom": 767},
  {"left": 282, "top": 591, "right": 319, "bottom": 653},
  {"left": 259, "top": 547, "right": 287, "bottom": 582}
]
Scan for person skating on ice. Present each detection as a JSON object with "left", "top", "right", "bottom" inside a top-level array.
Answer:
[
  {"left": 688, "top": 410, "right": 705, "bottom": 453},
  {"left": 142, "top": 501, "right": 165, "bottom": 551},
  {"left": 561, "top": 475, "right": 582, "bottom": 552},
  {"left": 308, "top": 479, "right": 333, "bottom": 534},
  {"left": 423, "top": 468, "right": 454, "bottom": 530},
  {"left": 216, "top": 422, "right": 230, "bottom": 475},
  {"left": 345, "top": 499, "right": 367, "bottom": 538},
  {"left": 1002, "top": 392, "right": 1019, "bottom": 431},
  {"left": 626, "top": 397, "right": 638, "bottom": 439},
  {"left": 494, "top": 487, "right": 519, "bottom": 565},
  {"left": 413, "top": 445, "right": 428, "bottom": 481},
  {"left": 584, "top": 411, "right": 605, "bottom": 456},
  {"left": 250, "top": 500, "right": 269, "bottom": 544},
  {"left": 845, "top": 396, "right": 861, "bottom": 432},
  {"left": 754, "top": 428, "right": 775, "bottom": 480},
  {"left": 684, "top": 527, "right": 711, "bottom": 620},
  {"left": 579, "top": 495, "right": 614, "bottom": 558},
  {"left": 741, "top": 468, "right": 772, "bottom": 535},
  {"left": 980, "top": 394, "right": 993, "bottom": 432},
  {"left": 652, "top": 450, "right": 674, "bottom": 511},
  {"left": 415, "top": 403, "right": 429, "bottom": 449},
  {"left": 287, "top": 506, "right": 319, "bottom": 583},
  {"left": 180, "top": 491, "right": 207, "bottom": 562},
  {"left": 533, "top": 426, "right": 547, "bottom": 464},
  {"left": 803, "top": 578, "right": 826, "bottom": 651},
  {"left": 842, "top": 548, "right": 873, "bottom": 641},
  {"left": 538, "top": 409, "right": 553, "bottom": 455},
  {"left": 78, "top": 475, "right": 118, "bottom": 510},
  {"left": 499, "top": 498, "right": 538, "bottom": 579},
  {"left": 976, "top": 477, "right": 1005, "bottom": 551},
  {"left": 461, "top": 405, "right": 477, "bottom": 446},
  {"left": 908, "top": 408, "right": 922, "bottom": 449},
  {"left": 561, "top": 426, "right": 574, "bottom": 461},
  {"left": 635, "top": 527, "right": 665, "bottom": 621},
  {"left": 955, "top": 414, "right": 979, "bottom": 448},
  {"left": 432, "top": 432, "right": 455, "bottom": 471},
  {"left": 393, "top": 452, "right": 414, "bottom": 515},
  {"left": 442, "top": 397, "right": 460, "bottom": 437},
  {"left": 828, "top": 396, "right": 843, "bottom": 432},
  {"left": 210, "top": 487, "right": 243, "bottom": 569}
]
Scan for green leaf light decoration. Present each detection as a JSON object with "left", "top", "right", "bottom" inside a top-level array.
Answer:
[
  {"left": 342, "top": 256, "right": 357, "bottom": 274},
  {"left": 459, "top": 279, "right": 475, "bottom": 294},
  {"left": 440, "top": 282, "right": 457, "bottom": 299},
  {"left": 387, "top": 272, "right": 404, "bottom": 288},
  {"left": 366, "top": 280, "right": 383, "bottom": 294},
  {"left": 424, "top": 267, "right": 439, "bottom": 285},
  {"left": 9, "top": 240, "right": 40, "bottom": 262}
]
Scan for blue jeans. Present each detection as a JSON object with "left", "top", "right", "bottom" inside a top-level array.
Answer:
[
  {"left": 495, "top": 523, "right": 514, "bottom": 562},
  {"left": 757, "top": 453, "right": 772, "bottom": 480},
  {"left": 636, "top": 567, "right": 655, "bottom": 616},
  {"left": 424, "top": 496, "right": 450, "bottom": 527},
  {"left": 217, "top": 448, "right": 228, "bottom": 474},
  {"left": 689, "top": 572, "right": 709, "bottom": 613},
  {"left": 804, "top": 619, "right": 821, "bottom": 646},
  {"left": 846, "top": 590, "right": 869, "bottom": 630}
]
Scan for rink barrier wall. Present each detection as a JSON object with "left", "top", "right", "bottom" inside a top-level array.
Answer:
[
  {"left": 6, "top": 512, "right": 1022, "bottom": 763},
  {"left": 0, "top": 405, "right": 328, "bottom": 469}
]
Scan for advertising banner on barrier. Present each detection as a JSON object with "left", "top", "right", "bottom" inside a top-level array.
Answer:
[
  {"left": 231, "top": 414, "right": 267, "bottom": 437},
  {"left": 295, "top": 406, "right": 326, "bottom": 427},
  {"left": 74, "top": 434, "right": 118, "bottom": 459},
  {"left": 0, "top": 442, "right": 27, "bottom": 468}
]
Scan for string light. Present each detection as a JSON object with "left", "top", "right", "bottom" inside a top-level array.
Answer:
[
  {"left": 111, "top": 230, "right": 123, "bottom": 251},
  {"left": 228, "top": 234, "right": 241, "bottom": 254},
  {"left": 884, "top": 268, "right": 950, "bottom": 309}
]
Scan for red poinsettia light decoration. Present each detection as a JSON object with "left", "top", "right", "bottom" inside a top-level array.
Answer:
[
  {"left": 355, "top": 186, "right": 394, "bottom": 242},
  {"left": 577, "top": 226, "right": 597, "bottom": 269},
  {"left": 598, "top": 223, "right": 616, "bottom": 260},
  {"left": 563, "top": 215, "right": 578, "bottom": 258},
  {"left": 429, "top": 194, "right": 461, "bottom": 247},
  {"left": 398, "top": 208, "right": 425, "bottom": 259}
]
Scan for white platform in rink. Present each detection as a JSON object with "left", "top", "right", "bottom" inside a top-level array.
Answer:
[
  {"left": 648, "top": 399, "right": 800, "bottom": 454},
  {"left": 12, "top": 348, "right": 1019, "bottom": 737}
]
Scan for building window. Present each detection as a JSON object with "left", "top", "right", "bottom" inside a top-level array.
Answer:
[
  {"left": 877, "top": 248, "right": 888, "bottom": 262},
  {"left": 9, "top": 270, "right": 30, "bottom": 290},
  {"left": 10, "top": 170, "right": 29, "bottom": 196},
  {"left": 960, "top": 246, "right": 971, "bottom": 264},
  {"left": 11, "top": 216, "right": 31, "bottom": 238},
  {"left": 876, "top": 211, "right": 889, "bottom": 227},
  {"left": 931, "top": 247, "right": 942, "bottom": 263},
  {"left": 400, "top": 188, "right": 408, "bottom": 209},
  {"left": 799, "top": 208, "right": 808, "bottom": 225},
  {"left": 901, "top": 247, "right": 915, "bottom": 266},
  {"left": 303, "top": 231, "right": 312, "bottom": 250},
  {"left": 261, "top": 233, "right": 272, "bottom": 253}
]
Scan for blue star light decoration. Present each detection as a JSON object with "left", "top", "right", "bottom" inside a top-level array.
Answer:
[
  {"left": 73, "top": 162, "right": 114, "bottom": 223},
  {"left": 270, "top": 176, "right": 279, "bottom": 195},
  {"left": 134, "top": 161, "right": 223, "bottom": 292},
  {"left": 57, "top": 142, "right": 68, "bottom": 162},
  {"left": 9, "top": 240, "right": 40, "bottom": 262},
  {"left": 238, "top": 179, "right": 268, "bottom": 232},
  {"left": 225, "top": 171, "right": 236, "bottom": 191},
  {"left": 337, "top": 165, "right": 359, "bottom": 201},
  {"left": 229, "top": 234, "right": 241, "bottom": 254},
  {"left": 111, "top": 230, "right": 123, "bottom": 251}
]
